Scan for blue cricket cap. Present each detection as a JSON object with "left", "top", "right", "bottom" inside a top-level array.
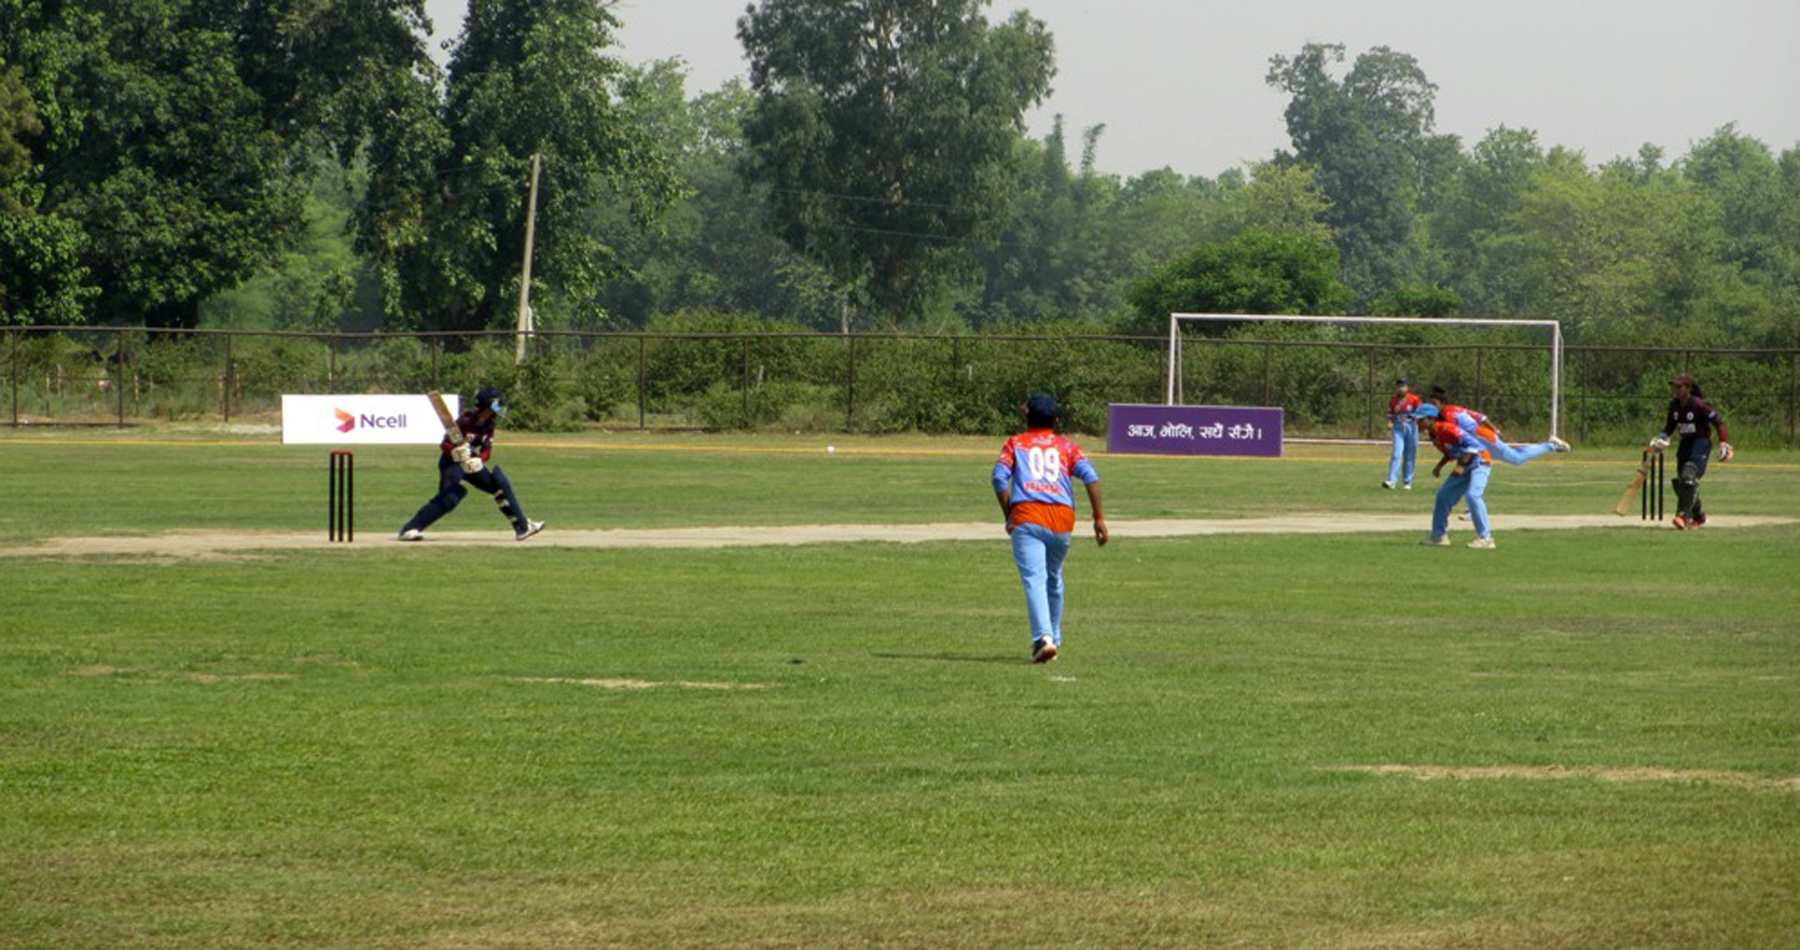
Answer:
[
  {"left": 1413, "top": 404, "right": 1439, "bottom": 419},
  {"left": 1024, "top": 393, "right": 1061, "bottom": 421}
]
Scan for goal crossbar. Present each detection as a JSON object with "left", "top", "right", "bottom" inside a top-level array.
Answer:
[{"left": 1166, "top": 313, "right": 1563, "bottom": 439}]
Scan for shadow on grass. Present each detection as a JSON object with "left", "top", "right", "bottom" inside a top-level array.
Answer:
[{"left": 871, "top": 651, "right": 1025, "bottom": 665}]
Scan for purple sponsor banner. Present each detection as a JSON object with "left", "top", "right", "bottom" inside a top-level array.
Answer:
[{"left": 1106, "top": 404, "right": 1284, "bottom": 457}]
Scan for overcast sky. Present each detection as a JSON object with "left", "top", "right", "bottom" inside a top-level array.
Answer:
[{"left": 422, "top": 0, "right": 1799, "bottom": 179}]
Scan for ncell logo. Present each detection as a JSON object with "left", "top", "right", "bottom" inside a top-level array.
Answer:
[{"left": 335, "top": 408, "right": 355, "bottom": 433}]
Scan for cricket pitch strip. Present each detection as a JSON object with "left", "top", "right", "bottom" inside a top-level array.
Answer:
[{"left": 4, "top": 513, "right": 1794, "bottom": 560}]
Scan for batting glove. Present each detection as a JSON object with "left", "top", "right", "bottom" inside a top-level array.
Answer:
[
  {"left": 1648, "top": 435, "right": 1670, "bottom": 452},
  {"left": 460, "top": 456, "right": 485, "bottom": 474},
  {"left": 1718, "top": 442, "right": 1733, "bottom": 462},
  {"left": 450, "top": 444, "right": 471, "bottom": 463}
]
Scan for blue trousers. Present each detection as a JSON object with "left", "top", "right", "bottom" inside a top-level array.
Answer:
[
  {"left": 1478, "top": 435, "right": 1557, "bottom": 466},
  {"left": 1675, "top": 438, "right": 1710, "bottom": 519},
  {"left": 403, "top": 457, "right": 528, "bottom": 533},
  {"left": 1431, "top": 464, "right": 1491, "bottom": 538},
  {"left": 1010, "top": 523, "right": 1071, "bottom": 647},
  {"left": 1388, "top": 422, "right": 1418, "bottom": 485}
]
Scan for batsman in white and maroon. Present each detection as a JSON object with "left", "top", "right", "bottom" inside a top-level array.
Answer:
[
  {"left": 991, "top": 394, "right": 1108, "bottom": 663},
  {"left": 1650, "top": 373, "right": 1732, "bottom": 529},
  {"left": 397, "top": 386, "right": 545, "bottom": 542}
]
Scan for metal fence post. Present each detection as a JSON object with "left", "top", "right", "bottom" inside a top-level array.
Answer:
[
  {"left": 845, "top": 334, "right": 856, "bottom": 430},
  {"left": 637, "top": 335, "right": 647, "bottom": 431},
  {"left": 9, "top": 329, "right": 17, "bottom": 428},
  {"left": 1366, "top": 349, "right": 1376, "bottom": 440},
  {"left": 115, "top": 328, "right": 126, "bottom": 426},
  {"left": 1577, "top": 347, "right": 1588, "bottom": 443},
  {"left": 222, "top": 333, "right": 233, "bottom": 423},
  {"left": 328, "top": 335, "right": 338, "bottom": 390},
  {"left": 1262, "top": 342, "right": 1272, "bottom": 405},
  {"left": 1475, "top": 348, "right": 1485, "bottom": 415},
  {"left": 742, "top": 337, "right": 752, "bottom": 428},
  {"left": 1789, "top": 351, "right": 1796, "bottom": 448}
]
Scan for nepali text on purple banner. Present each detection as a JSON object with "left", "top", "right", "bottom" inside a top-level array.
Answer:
[{"left": 1106, "top": 404, "right": 1284, "bottom": 457}]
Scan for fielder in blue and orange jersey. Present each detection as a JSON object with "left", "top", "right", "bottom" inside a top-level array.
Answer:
[
  {"left": 1384, "top": 377, "right": 1424, "bottom": 490},
  {"left": 1423, "top": 385, "right": 1569, "bottom": 467},
  {"left": 992, "top": 394, "right": 1107, "bottom": 663},
  {"left": 1416, "top": 409, "right": 1497, "bottom": 548}
]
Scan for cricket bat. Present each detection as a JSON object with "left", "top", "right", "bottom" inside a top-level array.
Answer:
[
  {"left": 427, "top": 391, "right": 465, "bottom": 447},
  {"left": 1612, "top": 457, "right": 1653, "bottom": 516}
]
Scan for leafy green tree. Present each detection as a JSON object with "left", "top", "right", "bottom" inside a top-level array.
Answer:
[
  {"left": 1427, "top": 126, "right": 1551, "bottom": 316},
  {"left": 1681, "top": 126, "right": 1799, "bottom": 291},
  {"left": 738, "top": 0, "right": 1055, "bottom": 325},
  {"left": 0, "top": 63, "right": 36, "bottom": 215},
  {"left": 1124, "top": 228, "right": 1353, "bottom": 335},
  {"left": 1510, "top": 153, "right": 1763, "bottom": 345},
  {"left": 1370, "top": 283, "right": 1461, "bottom": 317},
  {"left": 0, "top": 61, "right": 92, "bottom": 324},
  {"left": 2, "top": 0, "right": 440, "bottom": 328},
  {"left": 0, "top": 0, "right": 307, "bottom": 327},
  {"left": 974, "top": 116, "right": 1111, "bottom": 325},
  {"left": 589, "top": 65, "right": 839, "bottom": 329},
  {"left": 1266, "top": 43, "right": 1453, "bottom": 303},
  {"left": 197, "top": 0, "right": 448, "bottom": 329},
  {"left": 390, "top": 0, "right": 678, "bottom": 331}
]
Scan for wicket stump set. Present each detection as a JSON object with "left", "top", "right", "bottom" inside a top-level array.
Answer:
[
  {"left": 1640, "top": 450, "right": 1664, "bottom": 521},
  {"left": 329, "top": 450, "right": 355, "bottom": 542}
]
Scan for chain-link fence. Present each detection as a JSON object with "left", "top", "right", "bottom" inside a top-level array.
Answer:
[{"left": 5, "top": 327, "right": 1795, "bottom": 447}]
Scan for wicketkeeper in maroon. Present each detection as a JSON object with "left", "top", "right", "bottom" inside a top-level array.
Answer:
[{"left": 1650, "top": 373, "right": 1731, "bottom": 529}]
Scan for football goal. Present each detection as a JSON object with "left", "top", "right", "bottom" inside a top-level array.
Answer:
[{"left": 1165, "top": 312, "right": 1565, "bottom": 439}]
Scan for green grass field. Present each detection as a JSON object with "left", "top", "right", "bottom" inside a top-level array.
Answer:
[{"left": 3, "top": 430, "right": 1797, "bottom": 948}]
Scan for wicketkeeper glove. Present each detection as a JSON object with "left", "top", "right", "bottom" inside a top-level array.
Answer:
[
  {"left": 460, "top": 456, "right": 485, "bottom": 474},
  {"left": 1718, "top": 442, "right": 1733, "bottom": 462},
  {"left": 1648, "top": 434, "right": 1670, "bottom": 451},
  {"left": 450, "top": 444, "right": 471, "bottom": 463}
]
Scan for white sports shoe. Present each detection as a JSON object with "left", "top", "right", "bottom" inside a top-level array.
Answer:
[
  {"left": 1031, "top": 639, "right": 1058, "bottom": 663},
  {"left": 1468, "top": 536, "right": 1496, "bottom": 549},
  {"left": 1381, "top": 480, "right": 1394, "bottom": 490},
  {"left": 1403, "top": 482, "right": 1412, "bottom": 490},
  {"left": 1548, "top": 436, "right": 1572, "bottom": 453},
  {"left": 398, "top": 528, "right": 423, "bottom": 541},
  {"left": 516, "top": 520, "right": 545, "bottom": 541},
  {"left": 1419, "top": 535, "right": 1450, "bottom": 547}
]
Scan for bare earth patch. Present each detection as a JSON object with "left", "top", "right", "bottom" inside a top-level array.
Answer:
[
  {"left": 66, "top": 664, "right": 137, "bottom": 677},
  {"left": 5, "top": 513, "right": 1793, "bottom": 561},
  {"left": 1334, "top": 763, "right": 1800, "bottom": 792},
  {"left": 65, "top": 665, "right": 295, "bottom": 684},
  {"left": 513, "top": 676, "right": 771, "bottom": 691},
  {"left": 181, "top": 672, "right": 296, "bottom": 684}
]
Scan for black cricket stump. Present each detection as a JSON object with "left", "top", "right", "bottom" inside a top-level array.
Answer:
[{"left": 329, "top": 450, "right": 355, "bottom": 542}]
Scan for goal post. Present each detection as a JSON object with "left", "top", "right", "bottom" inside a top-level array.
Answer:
[{"left": 1165, "top": 313, "right": 1564, "bottom": 439}]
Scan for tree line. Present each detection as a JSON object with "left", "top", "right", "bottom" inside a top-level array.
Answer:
[{"left": 3, "top": 1, "right": 1797, "bottom": 350}]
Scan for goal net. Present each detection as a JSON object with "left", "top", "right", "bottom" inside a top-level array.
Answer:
[{"left": 1165, "top": 313, "right": 1565, "bottom": 441}]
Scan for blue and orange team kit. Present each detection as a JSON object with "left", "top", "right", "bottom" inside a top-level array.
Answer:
[
  {"left": 1430, "top": 421, "right": 1489, "bottom": 464},
  {"left": 1389, "top": 392, "right": 1422, "bottom": 421},
  {"left": 993, "top": 430, "right": 1099, "bottom": 533}
]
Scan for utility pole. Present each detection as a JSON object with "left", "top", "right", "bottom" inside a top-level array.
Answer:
[{"left": 515, "top": 152, "right": 542, "bottom": 365}]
